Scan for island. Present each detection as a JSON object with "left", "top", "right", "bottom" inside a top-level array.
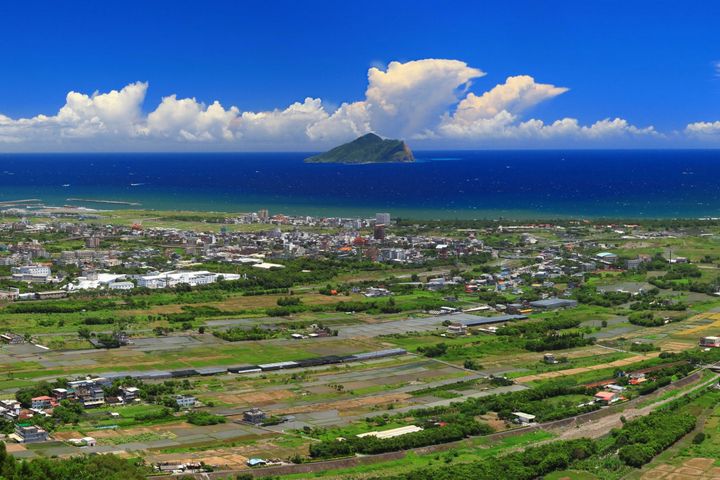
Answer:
[{"left": 305, "top": 132, "right": 415, "bottom": 164}]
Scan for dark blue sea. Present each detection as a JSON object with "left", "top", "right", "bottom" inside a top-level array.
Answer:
[{"left": 1, "top": 150, "right": 720, "bottom": 219}]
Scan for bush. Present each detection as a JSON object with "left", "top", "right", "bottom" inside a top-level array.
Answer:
[
  {"left": 185, "top": 411, "right": 226, "bottom": 426},
  {"left": 277, "top": 296, "right": 301, "bottom": 306},
  {"left": 310, "top": 420, "right": 492, "bottom": 458},
  {"left": 417, "top": 343, "right": 448, "bottom": 358}
]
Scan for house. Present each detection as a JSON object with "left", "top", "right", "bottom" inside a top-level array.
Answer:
[
  {"left": 120, "top": 386, "right": 140, "bottom": 403},
  {"left": 31, "top": 396, "right": 56, "bottom": 410},
  {"left": 700, "top": 336, "right": 720, "bottom": 348},
  {"left": 0, "top": 400, "right": 21, "bottom": 421},
  {"left": 364, "top": 287, "right": 392, "bottom": 297},
  {"left": 625, "top": 258, "right": 643, "bottom": 270},
  {"left": 174, "top": 394, "right": 196, "bottom": 409},
  {"left": 243, "top": 408, "right": 266, "bottom": 424},
  {"left": 605, "top": 384, "right": 626, "bottom": 393},
  {"left": 0, "top": 288, "right": 20, "bottom": 302},
  {"left": 511, "top": 412, "right": 536, "bottom": 425},
  {"left": 68, "top": 436, "right": 96, "bottom": 447},
  {"left": 543, "top": 353, "right": 558, "bottom": 364},
  {"left": 595, "top": 252, "right": 618, "bottom": 264},
  {"left": 594, "top": 391, "right": 620, "bottom": 405},
  {"left": 13, "top": 424, "right": 49, "bottom": 443},
  {"left": 0, "top": 332, "right": 24, "bottom": 344},
  {"left": 51, "top": 388, "right": 70, "bottom": 401},
  {"left": 446, "top": 322, "right": 467, "bottom": 336},
  {"left": 439, "top": 306, "right": 460, "bottom": 314},
  {"left": 629, "top": 373, "right": 647, "bottom": 385}
]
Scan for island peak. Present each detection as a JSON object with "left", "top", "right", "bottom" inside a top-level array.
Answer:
[{"left": 305, "top": 133, "right": 414, "bottom": 164}]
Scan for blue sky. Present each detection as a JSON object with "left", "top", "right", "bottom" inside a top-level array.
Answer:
[{"left": 1, "top": 0, "right": 719, "bottom": 151}]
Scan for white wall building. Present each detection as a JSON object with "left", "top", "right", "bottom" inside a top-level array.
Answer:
[
  {"left": 175, "top": 395, "right": 197, "bottom": 408},
  {"left": 137, "top": 271, "right": 241, "bottom": 289}
]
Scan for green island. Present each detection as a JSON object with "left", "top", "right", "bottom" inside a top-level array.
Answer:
[{"left": 304, "top": 133, "right": 415, "bottom": 164}]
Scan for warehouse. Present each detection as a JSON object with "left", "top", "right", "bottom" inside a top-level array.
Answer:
[{"left": 528, "top": 298, "right": 578, "bottom": 310}]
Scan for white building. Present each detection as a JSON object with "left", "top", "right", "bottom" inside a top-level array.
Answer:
[
  {"left": 375, "top": 213, "right": 391, "bottom": 225},
  {"left": 109, "top": 281, "right": 134, "bottom": 290},
  {"left": 11, "top": 265, "right": 51, "bottom": 282},
  {"left": 68, "top": 273, "right": 127, "bottom": 291},
  {"left": 175, "top": 395, "right": 197, "bottom": 408},
  {"left": 137, "top": 271, "right": 241, "bottom": 289}
]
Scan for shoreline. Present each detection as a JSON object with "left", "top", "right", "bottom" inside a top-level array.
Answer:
[{"left": 65, "top": 198, "right": 142, "bottom": 206}]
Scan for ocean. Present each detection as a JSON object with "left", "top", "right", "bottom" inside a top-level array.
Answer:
[{"left": 1, "top": 150, "right": 720, "bottom": 219}]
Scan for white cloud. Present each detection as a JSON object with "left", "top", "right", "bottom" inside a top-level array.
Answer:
[
  {"left": 234, "top": 98, "right": 329, "bottom": 145},
  {"left": 686, "top": 120, "right": 720, "bottom": 136},
  {"left": 450, "top": 75, "right": 568, "bottom": 123},
  {"left": 363, "top": 59, "right": 484, "bottom": 137},
  {"left": 146, "top": 96, "right": 239, "bottom": 141},
  {"left": 0, "top": 82, "right": 148, "bottom": 144},
  {"left": 307, "top": 59, "right": 484, "bottom": 143},
  {"left": 440, "top": 113, "right": 658, "bottom": 142},
  {"left": 0, "top": 58, "right": 694, "bottom": 151}
]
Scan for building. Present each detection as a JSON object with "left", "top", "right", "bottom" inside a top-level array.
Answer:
[
  {"left": 595, "top": 252, "right": 618, "bottom": 263},
  {"left": 14, "top": 424, "right": 49, "bottom": 443},
  {"left": 357, "top": 425, "right": 423, "bottom": 439},
  {"left": 51, "top": 388, "right": 70, "bottom": 401},
  {"left": 0, "top": 400, "right": 21, "bottom": 421},
  {"left": 446, "top": 322, "right": 468, "bottom": 336},
  {"left": 0, "top": 288, "right": 20, "bottom": 302},
  {"left": 174, "top": 395, "right": 197, "bottom": 409},
  {"left": 543, "top": 353, "right": 558, "bottom": 364},
  {"left": 136, "top": 270, "right": 241, "bottom": 289},
  {"left": 120, "top": 386, "right": 140, "bottom": 403},
  {"left": 109, "top": 281, "right": 134, "bottom": 290},
  {"left": 528, "top": 298, "right": 578, "bottom": 310},
  {"left": 511, "top": 412, "right": 536, "bottom": 425},
  {"left": 364, "top": 287, "right": 392, "bottom": 297},
  {"left": 375, "top": 213, "right": 391, "bottom": 225},
  {"left": 243, "top": 408, "right": 266, "bottom": 424},
  {"left": 625, "top": 258, "right": 643, "bottom": 270},
  {"left": 594, "top": 391, "right": 620, "bottom": 405},
  {"left": 700, "top": 336, "right": 720, "bottom": 348},
  {"left": 31, "top": 396, "right": 56, "bottom": 410},
  {"left": 68, "top": 436, "right": 96, "bottom": 447},
  {"left": 0, "top": 332, "right": 24, "bottom": 344},
  {"left": 85, "top": 237, "right": 101, "bottom": 248},
  {"left": 373, "top": 224, "right": 386, "bottom": 240},
  {"left": 11, "top": 265, "right": 51, "bottom": 282}
]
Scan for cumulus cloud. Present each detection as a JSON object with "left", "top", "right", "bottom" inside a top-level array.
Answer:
[
  {"left": 685, "top": 121, "right": 720, "bottom": 137},
  {"left": 0, "top": 82, "right": 147, "bottom": 144},
  {"left": 0, "top": 58, "right": 677, "bottom": 150},
  {"left": 146, "top": 96, "right": 239, "bottom": 141},
  {"left": 307, "top": 59, "right": 484, "bottom": 142},
  {"left": 451, "top": 75, "right": 568, "bottom": 123}
]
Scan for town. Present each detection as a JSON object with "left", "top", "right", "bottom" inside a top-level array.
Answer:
[{"left": 0, "top": 206, "right": 720, "bottom": 479}]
